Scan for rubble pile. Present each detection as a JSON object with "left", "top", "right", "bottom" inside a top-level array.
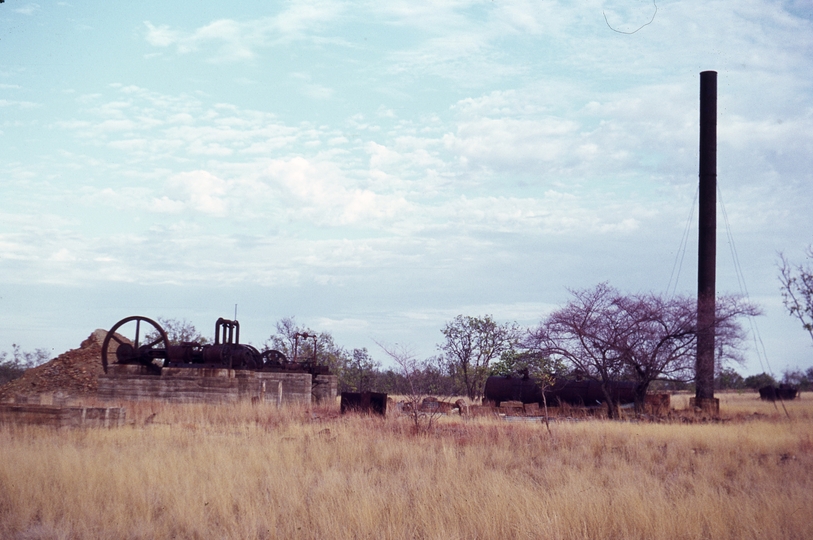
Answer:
[{"left": 0, "top": 330, "right": 115, "bottom": 402}]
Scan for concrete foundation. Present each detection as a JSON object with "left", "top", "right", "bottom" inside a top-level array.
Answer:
[
  {"left": 313, "top": 374, "right": 338, "bottom": 404},
  {"left": 689, "top": 397, "right": 720, "bottom": 415},
  {"left": 0, "top": 404, "right": 126, "bottom": 428},
  {"left": 98, "top": 364, "right": 337, "bottom": 405}
]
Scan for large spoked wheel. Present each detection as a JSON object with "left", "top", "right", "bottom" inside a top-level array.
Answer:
[
  {"left": 261, "top": 349, "right": 288, "bottom": 368},
  {"left": 101, "top": 316, "right": 169, "bottom": 374},
  {"left": 242, "top": 344, "right": 263, "bottom": 370}
]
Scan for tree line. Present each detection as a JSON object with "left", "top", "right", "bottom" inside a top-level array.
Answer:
[
  {"left": 5, "top": 241, "right": 813, "bottom": 408},
  {"left": 252, "top": 281, "right": 801, "bottom": 419},
  {"left": 257, "top": 282, "right": 765, "bottom": 416}
]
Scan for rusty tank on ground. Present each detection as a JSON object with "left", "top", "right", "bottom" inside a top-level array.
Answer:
[
  {"left": 483, "top": 375, "right": 636, "bottom": 407},
  {"left": 758, "top": 384, "right": 798, "bottom": 401}
]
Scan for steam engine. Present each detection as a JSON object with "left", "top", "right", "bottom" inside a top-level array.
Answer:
[{"left": 101, "top": 315, "right": 328, "bottom": 376}]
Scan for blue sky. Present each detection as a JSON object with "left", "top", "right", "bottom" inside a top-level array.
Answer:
[{"left": 1, "top": 0, "right": 812, "bottom": 377}]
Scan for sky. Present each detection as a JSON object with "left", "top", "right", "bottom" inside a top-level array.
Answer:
[{"left": 1, "top": 0, "right": 812, "bottom": 377}]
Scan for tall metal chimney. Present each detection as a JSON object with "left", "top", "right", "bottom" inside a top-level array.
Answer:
[{"left": 695, "top": 70, "right": 717, "bottom": 404}]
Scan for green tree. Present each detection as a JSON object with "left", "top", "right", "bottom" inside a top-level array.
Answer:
[
  {"left": 265, "top": 317, "right": 349, "bottom": 380},
  {"left": 744, "top": 372, "right": 777, "bottom": 389},
  {"left": 343, "top": 348, "right": 380, "bottom": 393},
  {"left": 438, "top": 315, "right": 520, "bottom": 401},
  {"left": 155, "top": 317, "right": 208, "bottom": 345},
  {"left": 715, "top": 367, "right": 745, "bottom": 390},
  {"left": 489, "top": 349, "right": 565, "bottom": 379}
]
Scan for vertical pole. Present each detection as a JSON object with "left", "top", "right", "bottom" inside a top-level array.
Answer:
[{"left": 696, "top": 70, "right": 717, "bottom": 402}]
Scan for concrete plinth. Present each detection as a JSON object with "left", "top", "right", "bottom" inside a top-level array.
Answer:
[
  {"left": 0, "top": 404, "right": 126, "bottom": 428},
  {"left": 689, "top": 397, "right": 720, "bottom": 415},
  {"left": 98, "top": 365, "right": 338, "bottom": 406}
]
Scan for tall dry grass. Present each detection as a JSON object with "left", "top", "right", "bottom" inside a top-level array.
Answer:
[{"left": 0, "top": 394, "right": 811, "bottom": 539}]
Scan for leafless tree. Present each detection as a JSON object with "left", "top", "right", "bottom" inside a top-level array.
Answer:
[
  {"left": 529, "top": 283, "right": 760, "bottom": 418},
  {"left": 779, "top": 247, "right": 813, "bottom": 345},
  {"left": 376, "top": 341, "right": 439, "bottom": 432},
  {"left": 0, "top": 345, "right": 50, "bottom": 386},
  {"left": 611, "top": 293, "right": 696, "bottom": 411},
  {"left": 528, "top": 283, "right": 631, "bottom": 418},
  {"left": 613, "top": 293, "right": 760, "bottom": 412},
  {"left": 438, "top": 315, "right": 520, "bottom": 401}
]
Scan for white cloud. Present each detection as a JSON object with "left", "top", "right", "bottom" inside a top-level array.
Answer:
[
  {"left": 3, "top": 0, "right": 813, "bottom": 373},
  {"left": 148, "top": 196, "right": 186, "bottom": 214},
  {"left": 167, "top": 170, "right": 229, "bottom": 216},
  {"left": 443, "top": 116, "right": 581, "bottom": 170},
  {"left": 14, "top": 3, "right": 41, "bottom": 16},
  {"left": 427, "top": 191, "right": 648, "bottom": 237},
  {"left": 303, "top": 83, "right": 334, "bottom": 100},
  {"left": 262, "top": 157, "right": 410, "bottom": 226},
  {"left": 0, "top": 99, "right": 39, "bottom": 109},
  {"left": 50, "top": 248, "right": 76, "bottom": 262},
  {"left": 143, "top": 1, "right": 345, "bottom": 62},
  {"left": 143, "top": 22, "right": 182, "bottom": 47},
  {"left": 312, "top": 317, "right": 371, "bottom": 333}
]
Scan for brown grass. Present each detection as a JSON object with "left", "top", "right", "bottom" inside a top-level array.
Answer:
[{"left": 0, "top": 393, "right": 811, "bottom": 539}]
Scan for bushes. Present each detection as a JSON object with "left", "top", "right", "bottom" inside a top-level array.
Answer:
[{"left": 0, "top": 345, "right": 50, "bottom": 386}]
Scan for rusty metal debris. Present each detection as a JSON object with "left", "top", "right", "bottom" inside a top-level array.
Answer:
[
  {"left": 340, "top": 391, "right": 388, "bottom": 416},
  {"left": 101, "top": 315, "right": 331, "bottom": 377},
  {"left": 759, "top": 384, "right": 798, "bottom": 401}
]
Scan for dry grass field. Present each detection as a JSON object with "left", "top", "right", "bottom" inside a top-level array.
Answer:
[{"left": 1, "top": 392, "right": 812, "bottom": 539}]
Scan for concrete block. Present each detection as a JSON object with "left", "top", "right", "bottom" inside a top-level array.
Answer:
[
  {"left": 689, "top": 397, "right": 720, "bottom": 414},
  {"left": 0, "top": 404, "right": 126, "bottom": 428},
  {"left": 97, "top": 368, "right": 325, "bottom": 406}
]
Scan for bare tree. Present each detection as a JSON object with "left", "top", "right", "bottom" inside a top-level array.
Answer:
[
  {"left": 438, "top": 315, "right": 520, "bottom": 401},
  {"left": 528, "top": 283, "right": 631, "bottom": 418},
  {"left": 0, "top": 345, "right": 51, "bottom": 386},
  {"left": 711, "top": 294, "right": 764, "bottom": 370},
  {"left": 782, "top": 366, "right": 813, "bottom": 391},
  {"left": 779, "top": 247, "right": 813, "bottom": 344},
  {"left": 614, "top": 293, "right": 760, "bottom": 412},
  {"left": 376, "top": 341, "right": 439, "bottom": 432},
  {"left": 529, "top": 283, "right": 760, "bottom": 418},
  {"left": 612, "top": 293, "right": 696, "bottom": 411}
]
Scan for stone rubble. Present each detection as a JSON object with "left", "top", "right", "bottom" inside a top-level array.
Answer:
[{"left": 0, "top": 329, "right": 116, "bottom": 403}]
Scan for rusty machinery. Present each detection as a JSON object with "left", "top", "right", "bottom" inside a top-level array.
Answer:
[
  {"left": 101, "top": 315, "right": 330, "bottom": 376},
  {"left": 483, "top": 374, "right": 636, "bottom": 408}
]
